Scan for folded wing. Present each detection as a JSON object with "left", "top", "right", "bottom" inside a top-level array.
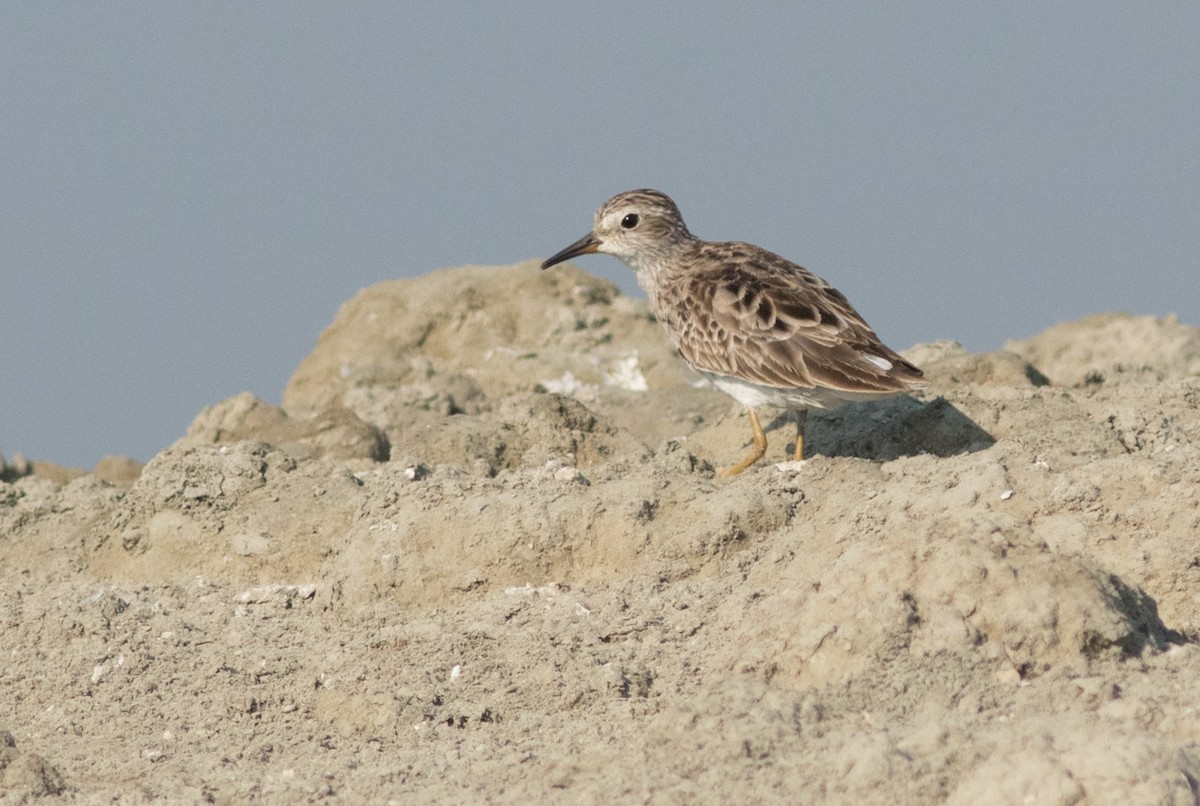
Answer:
[{"left": 670, "top": 242, "right": 926, "bottom": 394}]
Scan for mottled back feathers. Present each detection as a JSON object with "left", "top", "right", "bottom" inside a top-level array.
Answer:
[{"left": 544, "top": 188, "right": 926, "bottom": 408}]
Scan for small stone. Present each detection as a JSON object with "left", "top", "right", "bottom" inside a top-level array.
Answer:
[
  {"left": 554, "top": 466, "right": 588, "bottom": 484},
  {"left": 995, "top": 667, "right": 1021, "bottom": 684}
]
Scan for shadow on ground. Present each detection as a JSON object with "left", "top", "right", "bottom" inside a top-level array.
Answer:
[{"left": 766, "top": 396, "right": 995, "bottom": 461}]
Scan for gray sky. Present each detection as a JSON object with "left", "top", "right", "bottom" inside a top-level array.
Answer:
[{"left": 3, "top": 4, "right": 1197, "bottom": 469}]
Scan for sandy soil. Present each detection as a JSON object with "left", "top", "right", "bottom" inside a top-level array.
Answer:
[{"left": 3, "top": 261, "right": 1200, "bottom": 803}]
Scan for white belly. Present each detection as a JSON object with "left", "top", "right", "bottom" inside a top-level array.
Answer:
[{"left": 704, "top": 372, "right": 898, "bottom": 411}]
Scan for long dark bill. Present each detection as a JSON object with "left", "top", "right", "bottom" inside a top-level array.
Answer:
[{"left": 541, "top": 232, "right": 600, "bottom": 270}]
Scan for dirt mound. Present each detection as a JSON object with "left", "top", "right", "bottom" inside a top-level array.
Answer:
[
  {"left": 3, "top": 264, "right": 1200, "bottom": 802},
  {"left": 1006, "top": 312, "right": 1200, "bottom": 386}
]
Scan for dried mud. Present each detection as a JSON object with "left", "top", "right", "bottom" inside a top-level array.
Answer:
[{"left": 3, "top": 262, "right": 1199, "bottom": 803}]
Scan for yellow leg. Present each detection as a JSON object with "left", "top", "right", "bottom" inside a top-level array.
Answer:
[
  {"left": 792, "top": 410, "right": 808, "bottom": 461},
  {"left": 718, "top": 409, "right": 767, "bottom": 476}
]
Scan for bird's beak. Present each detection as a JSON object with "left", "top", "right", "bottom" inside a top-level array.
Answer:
[{"left": 541, "top": 232, "right": 600, "bottom": 270}]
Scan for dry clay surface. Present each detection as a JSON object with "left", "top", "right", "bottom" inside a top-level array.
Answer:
[{"left": 3, "top": 262, "right": 1200, "bottom": 803}]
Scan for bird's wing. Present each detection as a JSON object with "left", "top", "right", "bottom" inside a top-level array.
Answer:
[{"left": 670, "top": 242, "right": 926, "bottom": 394}]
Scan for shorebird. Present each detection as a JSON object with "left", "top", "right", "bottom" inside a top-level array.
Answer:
[{"left": 542, "top": 189, "right": 927, "bottom": 475}]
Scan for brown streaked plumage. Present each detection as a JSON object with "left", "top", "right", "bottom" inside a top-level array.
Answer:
[{"left": 542, "top": 189, "right": 927, "bottom": 475}]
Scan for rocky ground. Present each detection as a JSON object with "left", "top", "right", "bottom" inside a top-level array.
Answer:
[{"left": 3, "top": 262, "right": 1200, "bottom": 803}]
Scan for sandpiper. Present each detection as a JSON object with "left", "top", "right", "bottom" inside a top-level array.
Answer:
[{"left": 542, "top": 189, "right": 927, "bottom": 475}]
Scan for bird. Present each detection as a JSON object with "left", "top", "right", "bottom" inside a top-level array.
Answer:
[{"left": 541, "top": 189, "right": 927, "bottom": 475}]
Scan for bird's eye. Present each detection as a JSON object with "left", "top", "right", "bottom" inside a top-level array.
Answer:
[{"left": 621, "top": 213, "right": 640, "bottom": 229}]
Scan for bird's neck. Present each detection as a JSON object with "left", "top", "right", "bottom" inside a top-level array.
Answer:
[{"left": 624, "top": 237, "right": 700, "bottom": 312}]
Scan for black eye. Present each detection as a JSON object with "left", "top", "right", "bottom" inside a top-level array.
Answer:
[{"left": 621, "top": 213, "right": 640, "bottom": 229}]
